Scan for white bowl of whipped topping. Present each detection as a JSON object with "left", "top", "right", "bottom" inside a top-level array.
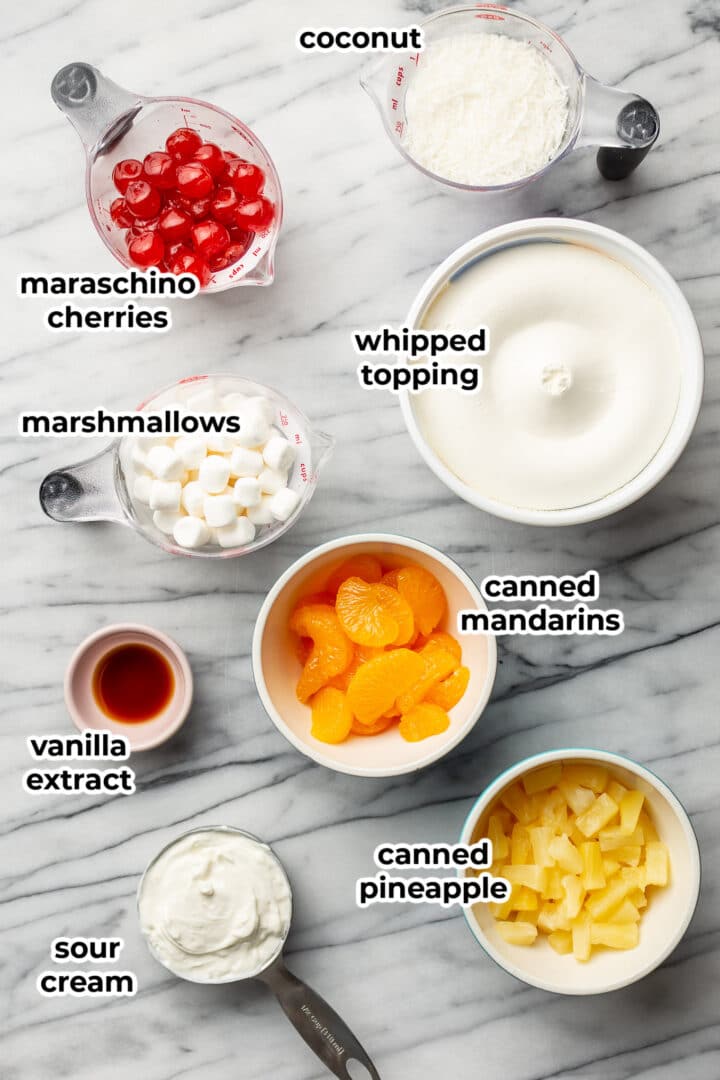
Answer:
[{"left": 400, "top": 219, "right": 704, "bottom": 526}]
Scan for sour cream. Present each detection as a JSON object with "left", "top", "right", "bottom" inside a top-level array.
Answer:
[
  {"left": 138, "top": 829, "right": 291, "bottom": 983},
  {"left": 411, "top": 241, "right": 683, "bottom": 511}
]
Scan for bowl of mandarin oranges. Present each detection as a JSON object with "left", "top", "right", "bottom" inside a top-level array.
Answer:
[{"left": 252, "top": 534, "right": 497, "bottom": 776}]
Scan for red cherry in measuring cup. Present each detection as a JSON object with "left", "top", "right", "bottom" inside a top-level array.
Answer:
[
  {"left": 191, "top": 220, "right": 230, "bottom": 262},
  {"left": 142, "top": 151, "right": 177, "bottom": 190},
  {"left": 210, "top": 185, "right": 240, "bottom": 223},
  {"left": 165, "top": 127, "right": 203, "bottom": 162},
  {"left": 112, "top": 158, "right": 143, "bottom": 193},
  {"left": 234, "top": 197, "right": 274, "bottom": 232},
  {"left": 127, "top": 216, "right": 159, "bottom": 239},
  {"left": 125, "top": 180, "right": 162, "bottom": 220},
  {"left": 176, "top": 162, "right": 214, "bottom": 199},
  {"left": 168, "top": 250, "right": 212, "bottom": 287},
  {"left": 209, "top": 240, "right": 250, "bottom": 272},
  {"left": 158, "top": 207, "right": 192, "bottom": 243},
  {"left": 128, "top": 231, "right": 165, "bottom": 268},
  {"left": 192, "top": 143, "right": 226, "bottom": 179},
  {"left": 110, "top": 197, "right": 134, "bottom": 228},
  {"left": 224, "top": 159, "right": 265, "bottom": 199},
  {"left": 179, "top": 196, "right": 213, "bottom": 220}
]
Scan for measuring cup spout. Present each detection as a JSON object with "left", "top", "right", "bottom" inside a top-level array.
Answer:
[
  {"left": 309, "top": 429, "right": 335, "bottom": 475},
  {"left": 40, "top": 443, "right": 127, "bottom": 526},
  {"left": 51, "top": 62, "right": 144, "bottom": 156},
  {"left": 259, "top": 956, "right": 381, "bottom": 1079},
  {"left": 579, "top": 76, "right": 659, "bottom": 180}
]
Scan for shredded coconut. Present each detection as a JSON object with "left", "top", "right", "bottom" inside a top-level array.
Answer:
[{"left": 402, "top": 33, "right": 569, "bottom": 186}]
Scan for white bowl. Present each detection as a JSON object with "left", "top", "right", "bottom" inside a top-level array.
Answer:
[
  {"left": 252, "top": 534, "right": 497, "bottom": 777},
  {"left": 400, "top": 219, "right": 704, "bottom": 526},
  {"left": 458, "top": 749, "right": 701, "bottom": 995}
]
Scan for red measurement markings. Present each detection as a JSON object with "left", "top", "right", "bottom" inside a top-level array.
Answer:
[
  {"left": 410, "top": 53, "right": 421, "bottom": 65},
  {"left": 396, "top": 66, "right": 404, "bottom": 86},
  {"left": 279, "top": 411, "right": 289, "bottom": 428},
  {"left": 300, "top": 462, "right": 308, "bottom": 482},
  {"left": 395, "top": 121, "right": 404, "bottom": 136},
  {"left": 391, "top": 98, "right": 399, "bottom": 111}
]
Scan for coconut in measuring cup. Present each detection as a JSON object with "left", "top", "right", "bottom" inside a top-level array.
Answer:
[{"left": 138, "top": 827, "right": 381, "bottom": 1080}]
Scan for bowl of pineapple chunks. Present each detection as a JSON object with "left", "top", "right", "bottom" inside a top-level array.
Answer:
[{"left": 459, "top": 749, "right": 700, "bottom": 994}]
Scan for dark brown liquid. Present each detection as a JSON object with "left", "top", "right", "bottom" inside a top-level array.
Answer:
[{"left": 92, "top": 643, "right": 174, "bottom": 723}]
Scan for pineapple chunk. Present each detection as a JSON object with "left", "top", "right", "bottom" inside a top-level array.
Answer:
[
  {"left": 558, "top": 778, "right": 596, "bottom": 816},
  {"left": 585, "top": 876, "right": 633, "bottom": 921},
  {"left": 522, "top": 762, "right": 563, "bottom": 795},
  {"left": 541, "top": 867, "right": 565, "bottom": 901},
  {"left": 548, "top": 834, "right": 583, "bottom": 875},
  {"left": 607, "top": 780, "right": 629, "bottom": 804},
  {"left": 608, "top": 899, "right": 640, "bottom": 924},
  {"left": 645, "top": 842, "right": 670, "bottom": 887},
  {"left": 539, "top": 789, "right": 568, "bottom": 833},
  {"left": 614, "top": 845, "right": 642, "bottom": 866},
  {"left": 548, "top": 930, "right": 573, "bottom": 955},
  {"left": 515, "top": 908, "right": 539, "bottom": 926},
  {"left": 501, "top": 784, "right": 536, "bottom": 825},
  {"left": 590, "top": 922, "right": 639, "bottom": 949},
  {"left": 602, "top": 857, "right": 621, "bottom": 878},
  {"left": 488, "top": 814, "right": 510, "bottom": 861},
  {"left": 511, "top": 823, "right": 532, "bottom": 865},
  {"left": 512, "top": 886, "right": 539, "bottom": 911},
  {"left": 559, "top": 874, "right": 585, "bottom": 920},
  {"left": 575, "top": 793, "right": 619, "bottom": 837},
  {"left": 529, "top": 826, "right": 556, "bottom": 868},
  {"left": 563, "top": 763, "right": 609, "bottom": 794},
  {"left": 620, "top": 790, "right": 644, "bottom": 834},
  {"left": 504, "top": 865, "right": 549, "bottom": 892},
  {"left": 629, "top": 888, "right": 648, "bottom": 910},
  {"left": 638, "top": 810, "right": 659, "bottom": 844},
  {"left": 538, "top": 902, "right": 569, "bottom": 934},
  {"left": 580, "top": 842, "right": 606, "bottom": 891},
  {"left": 571, "top": 912, "right": 592, "bottom": 962},
  {"left": 489, "top": 890, "right": 516, "bottom": 920},
  {"left": 599, "top": 826, "right": 644, "bottom": 851},
  {"left": 496, "top": 920, "right": 537, "bottom": 946}
]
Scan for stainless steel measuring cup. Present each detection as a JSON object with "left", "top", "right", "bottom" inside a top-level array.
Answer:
[
  {"left": 138, "top": 827, "right": 381, "bottom": 1080},
  {"left": 361, "top": 4, "right": 659, "bottom": 191}
]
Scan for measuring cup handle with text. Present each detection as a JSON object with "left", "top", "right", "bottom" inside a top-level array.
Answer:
[{"left": 260, "top": 958, "right": 381, "bottom": 1080}]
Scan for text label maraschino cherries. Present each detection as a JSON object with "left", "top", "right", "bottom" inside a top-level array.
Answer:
[{"left": 110, "top": 127, "right": 276, "bottom": 286}]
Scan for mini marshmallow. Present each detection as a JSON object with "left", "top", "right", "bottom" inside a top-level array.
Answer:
[
  {"left": 232, "top": 477, "right": 262, "bottom": 508},
  {"left": 132, "top": 474, "right": 153, "bottom": 505},
  {"left": 153, "top": 509, "right": 184, "bottom": 535},
  {"left": 149, "top": 480, "right": 182, "bottom": 512},
  {"left": 216, "top": 516, "right": 257, "bottom": 549},
  {"left": 258, "top": 467, "right": 286, "bottom": 495},
  {"left": 173, "top": 516, "right": 211, "bottom": 549},
  {"left": 269, "top": 486, "right": 300, "bottom": 522},
  {"left": 175, "top": 434, "right": 207, "bottom": 469},
  {"left": 131, "top": 442, "right": 149, "bottom": 469},
  {"left": 181, "top": 480, "right": 206, "bottom": 518},
  {"left": 222, "top": 392, "right": 249, "bottom": 415},
  {"left": 198, "top": 455, "right": 231, "bottom": 493},
  {"left": 247, "top": 496, "right": 275, "bottom": 526},
  {"left": 206, "top": 433, "right": 234, "bottom": 453},
  {"left": 186, "top": 387, "right": 221, "bottom": 413},
  {"left": 230, "top": 447, "right": 263, "bottom": 478},
  {"left": 147, "top": 445, "right": 184, "bottom": 481},
  {"left": 246, "top": 396, "right": 275, "bottom": 426},
  {"left": 234, "top": 402, "right": 272, "bottom": 449},
  {"left": 262, "top": 434, "right": 295, "bottom": 473},
  {"left": 203, "top": 493, "right": 237, "bottom": 528}
]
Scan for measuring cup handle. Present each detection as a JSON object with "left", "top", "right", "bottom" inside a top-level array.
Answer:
[
  {"left": 40, "top": 444, "right": 127, "bottom": 526},
  {"left": 260, "top": 958, "right": 382, "bottom": 1080},
  {"left": 579, "top": 76, "right": 660, "bottom": 181},
  {"left": 51, "top": 62, "right": 143, "bottom": 155}
]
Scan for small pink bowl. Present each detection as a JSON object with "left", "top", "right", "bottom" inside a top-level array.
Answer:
[{"left": 64, "top": 624, "right": 193, "bottom": 752}]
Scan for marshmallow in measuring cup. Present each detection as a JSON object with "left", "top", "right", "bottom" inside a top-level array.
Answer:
[
  {"left": 235, "top": 398, "right": 274, "bottom": 448},
  {"left": 199, "top": 455, "right": 231, "bottom": 493},
  {"left": 147, "top": 445, "right": 184, "bottom": 481},
  {"left": 263, "top": 433, "right": 296, "bottom": 473},
  {"left": 269, "top": 487, "right": 300, "bottom": 522}
]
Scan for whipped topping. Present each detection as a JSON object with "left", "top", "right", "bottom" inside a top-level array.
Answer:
[{"left": 139, "top": 830, "right": 291, "bottom": 983}]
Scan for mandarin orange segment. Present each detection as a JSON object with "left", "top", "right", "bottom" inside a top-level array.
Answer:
[
  {"left": 325, "top": 555, "right": 383, "bottom": 595},
  {"left": 336, "top": 577, "right": 414, "bottom": 647},
  {"left": 294, "top": 635, "right": 313, "bottom": 665},
  {"left": 350, "top": 715, "right": 394, "bottom": 736},
  {"left": 399, "top": 703, "right": 451, "bottom": 743},
  {"left": 396, "top": 644, "right": 459, "bottom": 714},
  {"left": 310, "top": 687, "right": 354, "bottom": 744},
  {"left": 423, "top": 631, "right": 462, "bottom": 662},
  {"left": 347, "top": 649, "right": 424, "bottom": 725},
  {"left": 325, "top": 645, "right": 384, "bottom": 691},
  {"left": 394, "top": 565, "right": 447, "bottom": 636},
  {"left": 426, "top": 665, "right": 470, "bottom": 710},
  {"left": 289, "top": 603, "right": 354, "bottom": 703}
]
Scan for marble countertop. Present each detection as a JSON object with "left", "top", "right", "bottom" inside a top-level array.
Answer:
[{"left": 3, "top": 0, "right": 719, "bottom": 1077}]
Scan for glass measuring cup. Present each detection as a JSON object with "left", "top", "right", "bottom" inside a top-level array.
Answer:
[
  {"left": 50, "top": 62, "right": 283, "bottom": 289},
  {"left": 138, "top": 827, "right": 381, "bottom": 1080},
  {"left": 39, "top": 374, "right": 334, "bottom": 559},
  {"left": 360, "top": 4, "right": 659, "bottom": 191}
]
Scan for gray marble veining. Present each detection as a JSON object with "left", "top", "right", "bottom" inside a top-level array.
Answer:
[{"left": 2, "top": 1, "right": 719, "bottom": 1078}]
